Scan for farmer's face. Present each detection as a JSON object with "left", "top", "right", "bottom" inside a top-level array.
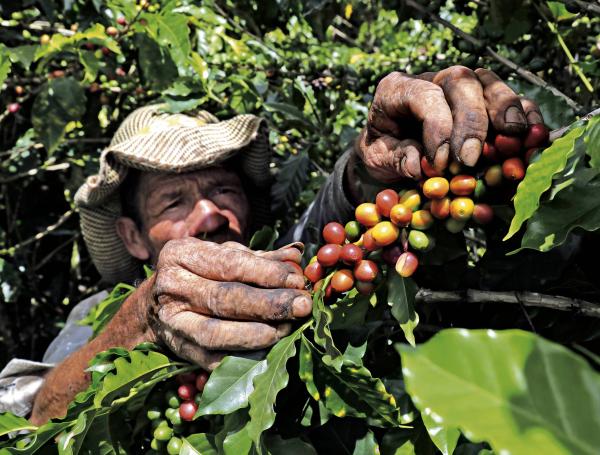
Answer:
[{"left": 117, "top": 167, "right": 251, "bottom": 263}]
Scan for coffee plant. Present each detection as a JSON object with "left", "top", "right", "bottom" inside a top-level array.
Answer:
[{"left": 1, "top": 0, "right": 599, "bottom": 453}]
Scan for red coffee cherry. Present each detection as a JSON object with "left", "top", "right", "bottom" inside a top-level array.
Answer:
[
  {"left": 502, "top": 158, "right": 525, "bottom": 181},
  {"left": 195, "top": 371, "right": 209, "bottom": 392},
  {"left": 449, "top": 175, "right": 477, "bottom": 196},
  {"left": 420, "top": 156, "right": 442, "bottom": 178},
  {"left": 395, "top": 252, "right": 419, "bottom": 278},
  {"left": 524, "top": 148, "right": 539, "bottom": 164},
  {"left": 340, "top": 243, "right": 363, "bottom": 265},
  {"left": 390, "top": 204, "right": 412, "bottom": 227},
  {"left": 494, "top": 134, "right": 522, "bottom": 157},
  {"left": 176, "top": 372, "right": 197, "bottom": 385},
  {"left": 304, "top": 261, "right": 324, "bottom": 283},
  {"left": 317, "top": 244, "right": 341, "bottom": 267},
  {"left": 482, "top": 141, "right": 499, "bottom": 162},
  {"left": 322, "top": 222, "right": 346, "bottom": 245},
  {"left": 179, "top": 401, "right": 198, "bottom": 421},
  {"left": 362, "top": 229, "right": 378, "bottom": 252},
  {"left": 7, "top": 103, "right": 20, "bottom": 114},
  {"left": 382, "top": 245, "right": 403, "bottom": 266},
  {"left": 354, "top": 260, "right": 379, "bottom": 282},
  {"left": 375, "top": 189, "right": 399, "bottom": 217},
  {"left": 177, "top": 383, "right": 197, "bottom": 401},
  {"left": 371, "top": 221, "right": 399, "bottom": 247},
  {"left": 331, "top": 269, "right": 354, "bottom": 293},
  {"left": 422, "top": 177, "right": 449, "bottom": 199},
  {"left": 355, "top": 280, "right": 375, "bottom": 295},
  {"left": 355, "top": 203, "right": 381, "bottom": 227},
  {"left": 524, "top": 124, "right": 549, "bottom": 148},
  {"left": 117, "top": 16, "right": 128, "bottom": 26},
  {"left": 101, "top": 46, "right": 111, "bottom": 56},
  {"left": 473, "top": 203, "right": 494, "bottom": 225},
  {"left": 430, "top": 197, "right": 450, "bottom": 219}
]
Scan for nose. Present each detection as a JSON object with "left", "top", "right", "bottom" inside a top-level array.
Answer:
[{"left": 187, "top": 199, "right": 229, "bottom": 238}]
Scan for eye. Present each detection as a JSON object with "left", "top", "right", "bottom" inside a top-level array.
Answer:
[
  {"left": 162, "top": 198, "right": 181, "bottom": 212},
  {"left": 211, "top": 186, "right": 238, "bottom": 197}
]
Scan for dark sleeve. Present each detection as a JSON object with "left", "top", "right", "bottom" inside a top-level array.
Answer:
[{"left": 279, "top": 149, "right": 356, "bottom": 250}]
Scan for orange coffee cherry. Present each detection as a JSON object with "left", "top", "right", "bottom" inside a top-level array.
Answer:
[
  {"left": 430, "top": 197, "right": 450, "bottom": 219},
  {"left": 395, "top": 252, "right": 418, "bottom": 278},
  {"left": 371, "top": 221, "right": 399, "bottom": 247},
  {"left": 411, "top": 210, "right": 434, "bottom": 230},
  {"left": 421, "top": 156, "right": 442, "bottom": 178},
  {"left": 422, "top": 177, "right": 449, "bottom": 199},
  {"left": 355, "top": 203, "right": 381, "bottom": 227},
  {"left": 450, "top": 175, "right": 477, "bottom": 196},
  {"left": 362, "top": 229, "right": 378, "bottom": 252},
  {"left": 390, "top": 204, "right": 413, "bottom": 227},
  {"left": 331, "top": 269, "right": 354, "bottom": 293},
  {"left": 502, "top": 158, "right": 525, "bottom": 181},
  {"left": 399, "top": 189, "right": 421, "bottom": 211},
  {"left": 450, "top": 197, "right": 474, "bottom": 221}
]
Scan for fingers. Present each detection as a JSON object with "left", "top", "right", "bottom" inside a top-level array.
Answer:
[
  {"left": 368, "top": 72, "right": 453, "bottom": 166},
  {"left": 430, "top": 66, "right": 488, "bottom": 166},
  {"left": 161, "top": 327, "right": 227, "bottom": 370},
  {"left": 221, "top": 241, "right": 304, "bottom": 264},
  {"left": 159, "top": 238, "right": 305, "bottom": 290},
  {"left": 155, "top": 266, "right": 313, "bottom": 320},
  {"left": 520, "top": 98, "right": 544, "bottom": 126},
  {"left": 163, "top": 311, "right": 292, "bottom": 350},
  {"left": 357, "top": 129, "right": 423, "bottom": 181},
  {"left": 474, "top": 68, "right": 528, "bottom": 135}
]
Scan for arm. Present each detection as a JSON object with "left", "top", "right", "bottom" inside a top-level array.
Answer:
[{"left": 30, "top": 278, "right": 154, "bottom": 425}]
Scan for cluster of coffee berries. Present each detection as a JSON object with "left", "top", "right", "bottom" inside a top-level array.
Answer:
[
  {"left": 144, "top": 370, "right": 209, "bottom": 454},
  {"left": 304, "top": 125, "right": 549, "bottom": 287}
]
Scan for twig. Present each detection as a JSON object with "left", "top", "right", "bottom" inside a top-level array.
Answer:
[
  {"left": 558, "top": 0, "right": 600, "bottom": 15},
  {"left": 404, "top": 0, "right": 584, "bottom": 113},
  {"left": 416, "top": 288, "right": 600, "bottom": 318},
  {"left": 0, "top": 160, "right": 70, "bottom": 184},
  {"left": 549, "top": 107, "right": 600, "bottom": 141},
  {"left": 0, "top": 209, "right": 75, "bottom": 255}
]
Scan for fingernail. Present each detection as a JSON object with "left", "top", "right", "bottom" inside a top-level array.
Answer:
[
  {"left": 276, "top": 322, "right": 292, "bottom": 337},
  {"left": 292, "top": 295, "right": 312, "bottom": 318},
  {"left": 434, "top": 143, "right": 449, "bottom": 171},
  {"left": 460, "top": 138, "right": 481, "bottom": 167},
  {"left": 526, "top": 111, "right": 543, "bottom": 125},
  {"left": 400, "top": 156, "right": 414, "bottom": 179},
  {"left": 283, "top": 242, "right": 304, "bottom": 253},
  {"left": 505, "top": 106, "right": 526, "bottom": 125}
]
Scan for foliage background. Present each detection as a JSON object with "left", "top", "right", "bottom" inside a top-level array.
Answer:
[{"left": 0, "top": 0, "right": 599, "bottom": 369}]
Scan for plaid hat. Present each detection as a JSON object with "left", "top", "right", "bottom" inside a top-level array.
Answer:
[{"left": 75, "top": 104, "right": 272, "bottom": 284}]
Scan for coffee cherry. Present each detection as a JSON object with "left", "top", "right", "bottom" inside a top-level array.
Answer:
[
  {"left": 101, "top": 46, "right": 111, "bottom": 56},
  {"left": 473, "top": 180, "right": 486, "bottom": 199},
  {"left": 382, "top": 245, "right": 403, "bottom": 266},
  {"left": 304, "top": 261, "right": 324, "bottom": 283},
  {"left": 482, "top": 141, "right": 499, "bottom": 162},
  {"left": 494, "top": 134, "right": 522, "bottom": 157},
  {"left": 354, "top": 260, "right": 379, "bottom": 282},
  {"left": 195, "top": 371, "right": 209, "bottom": 392},
  {"left": 430, "top": 197, "right": 450, "bottom": 219},
  {"left": 117, "top": 16, "right": 128, "bottom": 26},
  {"left": 408, "top": 230, "right": 430, "bottom": 251},
  {"left": 502, "top": 157, "right": 525, "bottom": 181},
  {"left": 51, "top": 69, "right": 65, "bottom": 78},
  {"left": 473, "top": 203, "right": 494, "bottom": 224},
  {"left": 395, "top": 252, "right": 419, "bottom": 278},
  {"left": 176, "top": 372, "right": 197, "bottom": 385},
  {"left": 147, "top": 407, "right": 162, "bottom": 421},
  {"left": 371, "top": 221, "right": 399, "bottom": 247},
  {"left": 421, "top": 156, "right": 442, "bottom": 177},
  {"left": 317, "top": 244, "right": 341, "bottom": 267},
  {"left": 355, "top": 203, "right": 381, "bottom": 227},
  {"left": 344, "top": 221, "right": 361, "bottom": 241},
  {"left": 524, "top": 148, "right": 540, "bottom": 164},
  {"left": 399, "top": 190, "right": 421, "bottom": 211},
  {"left": 449, "top": 175, "right": 477, "bottom": 196},
  {"left": 448, "top": 161, "right": 462, "bottom": 175},
  {"left": 106, "top": 26, "right": 119, "bottom": 37},
  {"left": 390, "top": 204, "right": 412, "bottom": 227},
  {"left": 423, "top": 177, "right": 449, "bottom": 199},
  {"left": 450, "top": 197, "right": 474, "bottom": 221},
  {"left": 446, "top": 218, "right": 466, "bottom": 234},
  {"left": 40, "top": 34, "right": 50, "bottom": 45},
  {"left": 14, "top": 85, "right": 24, "bottom": 96},
  {"left": 331, "top": 269, "right": 354, "bottom": 293},
  {"left": 179, "top": 401, "right": 198, "bottom": 421},
  {"left": 322, "top": 222, "right": 346, "bottom": 244},
  {"left": 167, "top": 437, "right": 182, "bottom": 455},
  {"left": 355, "top": 280, "right": 375, "bottom": 295},
  {"left": 177, "top": 383, "right": 197, "bottom": 401},
  {"left": 165, "top": 390, "right": 181, "bottom": 408},
  {"left": 375, "top": 189, "right": 399, "bottom": 217},
  {"left": 7, "top": 103, "right": 20, "bottom": 114},
  {"left": 484, "top": 165, "right": 503, "bottom": 187},
  {"left": 154, "top": 425, "right": 173, "bottom": 441},
  {"left": 116, "top": 67, "right": 127, "bottom": 77},
  {"left": 340, "top": 244, "right": 363, "bottom": 265},
  {"left": 411, "top": 210, "right": 434, "bottom": 230},
  {"left": 524, "top": 124, "right": 549, "bottom": 148},
  {"left": 362, "top": 229, "right": 378, "bottom": 252}
]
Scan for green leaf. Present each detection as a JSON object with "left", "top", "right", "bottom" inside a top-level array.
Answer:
[
  {"left": 218, "top": 410, "right": 254, "bottom": 455},
  {"left": 585, "top": 116, "right": 600, "bottom": 168},
  {"left": 299, "top": 336, "right": 321, "bottom": 401},
  {"left": 421, "top": 412, "right": 460, "bottom": 455},
  {"left": 246, "top": 322, "right": 309, "bottom": 444},
  {"left": 265, "top": 435, "right": 317, "bottom": 455},
  {"left": 135, "top": 33, "right": 177, "bottom": 90},
  {"left": 249, "top": 226, "right": 279, "bottom": 251},
  {"left": 0, "top": 413, "right": 37, "bottom": 437},
  {"left": 31, "top": 77, "right": 86, "bottom": 154},
  {"left": 181, "top": 433, "right": 218, "bottom": 455},
  {"left": 8, "top": 45, "right": 36, "bottom": 69},
  {"left": 386, "top": 273, "right": 419, "bottom": 347},
  {"left": 312, "top": 277, "right": 343, "bottom": 370},
  {"left": 0, "top": 421, "right": 71, "bottom": 454},
  {"left": 153, "top": 12, "right": 191, "bottom": 71},
  {"left": 505, "top": 124, "right": 586, "bottom": 239},
  {"left": 197, "top": 356, "right": 268, "bottom": 416},
  {"left": 398, "top": 329, "right": 600, "bottom": 455},
  {"left": 79, "top": 283, "right": 135, "bottom": 338},
  {"left": 352, "top": 430, "right": 379, "bottom": 455},
  {"left": 516, "top": 172, "right": 600, "bottom": 252},
  {"left": 271, "top": 151, "right": 310, "bottom": 212},
  {"left": 0, "top": 46, "right": 12, "bottom": 93},
  {"left": 264, "top": 102, "right": 315, "bottom": 131}
]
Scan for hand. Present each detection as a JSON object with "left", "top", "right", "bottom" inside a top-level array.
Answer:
[
  {"left": 144, "top": 238, "right": 311, "bottom": 370},
  {"left": 355, "top": 66, "right": 545, "bottom": 182}
]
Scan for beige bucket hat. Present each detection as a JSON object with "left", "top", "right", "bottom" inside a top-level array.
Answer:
[{"left": 75, "top": 104, "right": 272, "bottom": 284}]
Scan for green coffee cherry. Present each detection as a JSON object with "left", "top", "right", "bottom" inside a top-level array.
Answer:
[
  {"left": 146, "top": 407, "right": 162, "bottom": 421},
  {"left": 473, "top": 180, "right": 486, "bottom": 199},
  {"left": 408, "top": 230, "right": 430, "bottom": 251},
  {"left": 153, "top": 425, "right": 173, "bottom": 442},
  {"left": 150, "top": 438, "right": 164, "bottom": 450},
  {"left": 344, "top": 220, "right": 361, "bottom": 241},
  {"left": 168, "top": 409, "right": 182, "bottom": 426},
  {"left": 446, "top": 218, "right": 466, "bottom": 234},
  {"left": 167, "top": 437, "right": 182, "bottom": 455},
  {"left": 165, "top": 390, "right": 181, "bottom": 408}
]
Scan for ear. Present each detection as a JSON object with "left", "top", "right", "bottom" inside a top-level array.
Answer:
[{"left": 115, "top": 217, "right": 151, "bottom": 261}]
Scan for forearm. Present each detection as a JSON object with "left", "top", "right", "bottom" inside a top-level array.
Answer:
[{"left": 30, "top": 278, "right": 155, "bottom": 425}]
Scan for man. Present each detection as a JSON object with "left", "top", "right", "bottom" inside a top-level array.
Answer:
[{"left": 0, "top": 67, "right": 544, "bottom": 425}]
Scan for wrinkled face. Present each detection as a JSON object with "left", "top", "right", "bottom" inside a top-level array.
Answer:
[{"left": 116, "top": 166, "right": 250, "bottom": 264}]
